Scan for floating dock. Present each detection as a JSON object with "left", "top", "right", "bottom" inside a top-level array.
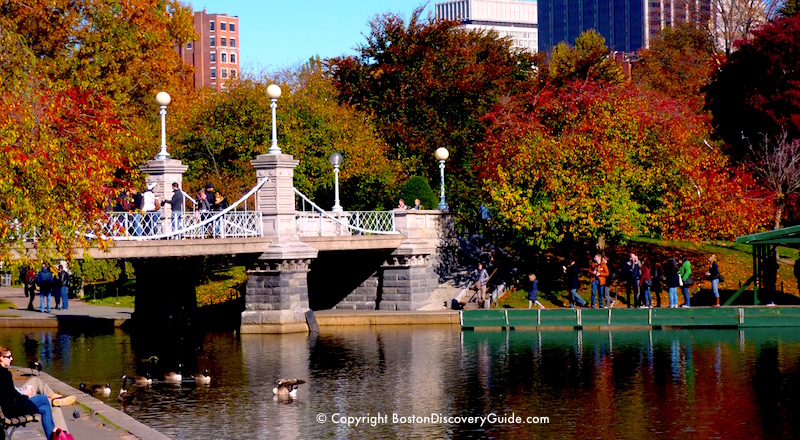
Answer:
[{"left": 461, "top": 307, "right": 800, "bottom": 330}]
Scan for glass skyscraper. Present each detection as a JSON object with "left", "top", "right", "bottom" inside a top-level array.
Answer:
[{"left": 538, "top": 0, "right": 711, "bottom": 54}]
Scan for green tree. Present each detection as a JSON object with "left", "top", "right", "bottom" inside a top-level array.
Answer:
[
  {"left": 547, "top": 30, "right": 625, "bottom": 87},
  {"left": 327, "top": 8, "right": 537, "bottom": 216},
  {"left": 780, "top": 0, "right": 800, "bottom": 16},
  {"left": 171, "top": 59, "right": 401, "bottom": 210}
]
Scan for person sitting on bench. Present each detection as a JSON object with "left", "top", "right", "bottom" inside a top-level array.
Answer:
[{"left": 0, "top": 347, "right": 71, "bottom": 438}]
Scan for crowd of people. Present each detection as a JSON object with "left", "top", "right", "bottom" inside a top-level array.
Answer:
[
  {"left": 20, "top": 262, "right": 71, "bottom": 313},
  {"left": 506, "top": 252, "right": 727, "bottom": 310},
  {"left": 110, "top": 182, "right": 230, "bottom": 237},
  {"left": 553, "top": 253, "right": 724, "bottom": 309}
]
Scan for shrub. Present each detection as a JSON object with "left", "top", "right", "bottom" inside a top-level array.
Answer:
[{"left": 399, "top": 176, "right": 439, "bottom": 210}]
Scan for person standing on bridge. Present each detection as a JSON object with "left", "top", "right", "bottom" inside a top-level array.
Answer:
[
  {"left": 142, "top": 182, "right": 160, "bottom": 235},
  {"left": 213, "top": 192, "right": 229, "bottom": 237},
  {"left": 204, "top": 183, "right": 216, "bottom": 208},
  {"left": 162, "top": 182, "right": 185, "bottom": 238}
]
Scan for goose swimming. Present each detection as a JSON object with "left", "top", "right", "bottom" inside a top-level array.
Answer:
[{"left": 273, "top": 379, "right": 305, "bottom": 398}]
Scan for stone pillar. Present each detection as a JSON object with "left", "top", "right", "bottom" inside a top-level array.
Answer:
[
  {"left": 380, "top": 254, "right": 437, "bottom": 310},
  {"left": 131, "top": 257, "right": 200, "bottom": 326},
  {"left": 242, "top": 153, "right": 318, "bottom": 334},
  {"left": 379, "top": 210, "right": 444, "bottom": 310},
  {"left": 140, "top": 159, "right": 188, "bottom": 234}
]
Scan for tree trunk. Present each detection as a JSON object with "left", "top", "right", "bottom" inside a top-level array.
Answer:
[{"left": 775, "top": 202, "right": 784, "bottom": 230}]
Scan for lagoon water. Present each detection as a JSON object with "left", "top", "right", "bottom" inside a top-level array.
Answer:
[{"left": 2, "top": 325, "right": 800, "bottom": 439}]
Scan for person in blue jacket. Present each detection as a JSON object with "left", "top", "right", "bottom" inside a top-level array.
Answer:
[
  {"left": 527, "top": 274, "right": 544, "bottom": 309},
  {"left": 35, "top": 264, "right": 53, "bottom": 313}
]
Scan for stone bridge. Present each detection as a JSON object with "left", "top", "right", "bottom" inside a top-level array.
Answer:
[{"left": 66, "top": 153, "right": 451, "bottom": 334}]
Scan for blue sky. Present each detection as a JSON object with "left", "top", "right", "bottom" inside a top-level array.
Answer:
[{"left": 188, "top": 1, "right": 434, "bottom": 74}]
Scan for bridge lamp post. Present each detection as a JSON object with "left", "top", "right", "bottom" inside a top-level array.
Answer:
[
  {"left": 435, "top": 147, "right": 449, "bottom": 210},
  {"left": 267, "top": 84, "right": 282, "bottom": 154},
  {"left": 154, "top": 91, "right": 171, "bottom": 160},
  {"left": 329, "top": 152, "right": 343, "bottom": 212}
]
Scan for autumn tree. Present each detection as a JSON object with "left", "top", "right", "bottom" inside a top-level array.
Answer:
[
  {"left": 475, "top": 82, "right": 771, "bottom": 249},
  {"left": 706, "top": 14, "right": 800, "bottom": 158},
  {"left": 171, "top": 59, "right": 401, "bottom": 210},
  {"left": 633, "top": 24, "right": 717, "bottom": 113},
  {"left": 327, "top": 8, "right": 538, "bottom": 216},
  {"left": 0, "top": 85, "right": 130, "bottom": 262},
  {"left": 0, "top": 0, "right": 195, "bottom": 262}
]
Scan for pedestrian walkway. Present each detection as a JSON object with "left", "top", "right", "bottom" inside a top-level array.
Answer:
[
  {"left": 0, "top": 286, "right": 132, "bottom": 328},
  {"left": 1, "top": 287, "right": 168, "bottom": 439}
]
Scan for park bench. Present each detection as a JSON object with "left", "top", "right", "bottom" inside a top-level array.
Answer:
[{"left": 0, "top": 406, "right": 40, "bottom": 440}]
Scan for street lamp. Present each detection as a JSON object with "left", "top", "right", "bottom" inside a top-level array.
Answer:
[
  {"left": 329, "top": 152, "right": 343, "bottom": 212},
  {"left": 154, "top": 91, "right": 171, "bottom": 160},
  {"left": 267, "top": 84, "right": 282, "bottom": 154},
  {"left": 435, "top": 147, "right": 449, "bottom": 210}
]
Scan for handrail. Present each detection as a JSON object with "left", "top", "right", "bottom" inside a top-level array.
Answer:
[
  {"left": 293, "top": 188, "right": 398, "bottom": 235},
  {"left": 88, "top": 177, "right": 269, "bottom": 241},
  {"left": 181, "top": 190, "right": 197, "bottom": 205}
]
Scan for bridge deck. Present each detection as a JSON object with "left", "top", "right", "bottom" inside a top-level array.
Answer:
[
  {"left": 81, "top": 237, "right": 273, "bottom": 259},
  {"left": 61, "top": 234, "right": 407, "bottom": 259},
  {"left": 300, "top": 235, "right": 405, "bottom": 251}
]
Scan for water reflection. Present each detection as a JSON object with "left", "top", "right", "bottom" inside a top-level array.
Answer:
[{"left": 1, "top": 327, "right": 799, "bottom": 438}]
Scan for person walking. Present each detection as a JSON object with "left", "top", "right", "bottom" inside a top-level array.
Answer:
[
  {"left": 35, "top": 264, "right": 53, "bottom": 313},
  {"left": 666, "top": 258, "right": 680, "bottom": 308},
  {"left": 24, "top": 266, "right": 36, "bottom": 311},
  {"left": 705, "top": 255, "right": 721, "bottom": 307},
  {"left": 564, "top": 258, "right": 587, "bottom": 308},
  {"left": 474, "top": 262, "right": 490, "bottom": 308},
  {"left": 590, "top": 254, "right": 602, "bottom": 308},
  {"left": 679, "top": 257, "right": 693, "bottom": 307},
  {"left": 527, "top": 274, "right": 544, "bottom": 309},
  {"left": 58, "top": 261, "right": 70, "bottom": 311}
]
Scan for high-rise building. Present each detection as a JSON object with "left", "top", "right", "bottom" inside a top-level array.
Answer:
[
  {"left": 538, "top": 0, "right": 712, "bottom": 54},
  {"left": 178, "top": 9, "right": 240, "bottom": 91},
  {"left": 435, "top": 0, "right": 539, "bottom": 54}
]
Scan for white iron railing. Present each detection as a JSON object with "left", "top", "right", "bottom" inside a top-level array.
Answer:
[
  {"left": 294, "top": 189, "right": 398, "bottom": 236},
  {"left": 88, "top": 177, "right": 269, "bottom": 241}
]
